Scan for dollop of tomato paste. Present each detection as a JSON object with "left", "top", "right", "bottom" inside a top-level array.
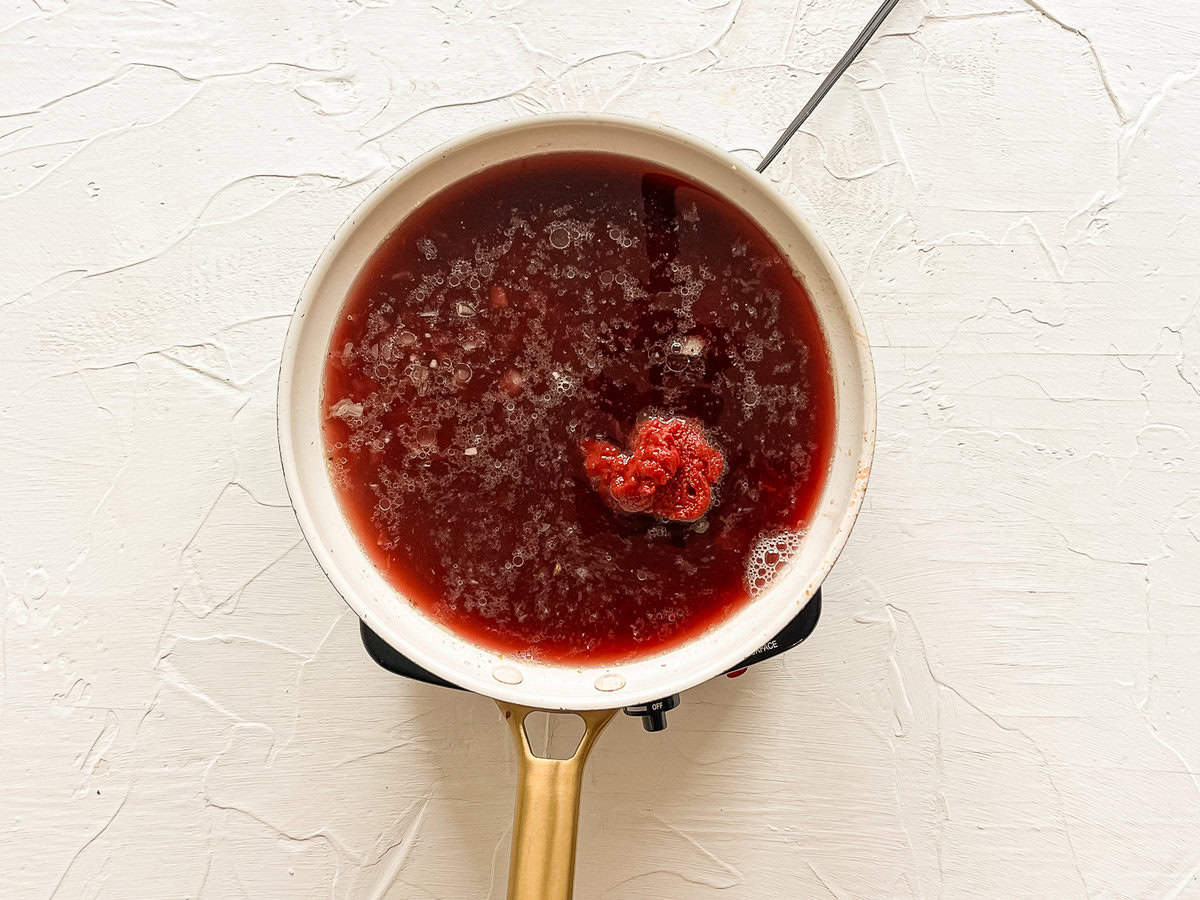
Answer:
[{"left": 582, "top": 417, "right": 725, "bottom": 522}]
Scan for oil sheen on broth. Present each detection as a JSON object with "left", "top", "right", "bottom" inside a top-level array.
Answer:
[{"left": 322, "top": 152, "right": 835, "bottom": 663}]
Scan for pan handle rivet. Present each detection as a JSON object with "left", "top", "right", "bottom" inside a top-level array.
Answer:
[
  {"left": 594, "top": 673, "right": 625, "bottom": 692},
  {"left": 492, "top": 666, "right": 523, "bottom": 685}
]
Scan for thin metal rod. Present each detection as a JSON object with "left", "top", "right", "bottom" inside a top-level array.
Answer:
[{"left": 757, "top": 0, "right": 902, "bottom": 173}]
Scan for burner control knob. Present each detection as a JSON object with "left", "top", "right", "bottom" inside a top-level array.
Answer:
[{"left": 623, "top": 694, "right": 680, "bottom": 732}]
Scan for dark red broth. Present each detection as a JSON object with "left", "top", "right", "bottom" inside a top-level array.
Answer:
[{"left": 322, "top": 152, "right": 835, "bottom": 663}]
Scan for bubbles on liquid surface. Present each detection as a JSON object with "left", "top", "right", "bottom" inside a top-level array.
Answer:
[
  {"left": 322, "top": 158, "right": 831, "bottom": 661},
  {"left": 745, "top": 531, "right": 805, "bottom": 598}
]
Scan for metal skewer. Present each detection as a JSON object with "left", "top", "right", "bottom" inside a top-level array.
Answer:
[{"left": 757, "top": 0, "right": 903, "bottom": 173}]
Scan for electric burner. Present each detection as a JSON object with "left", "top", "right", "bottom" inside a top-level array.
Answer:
[{"left": 360, "top": 588, "right": 820, "bottom": 732}]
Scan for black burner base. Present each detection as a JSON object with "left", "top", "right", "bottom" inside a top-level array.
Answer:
[{"left": 359, "top": 588, "right": 821, "bottom": 732}]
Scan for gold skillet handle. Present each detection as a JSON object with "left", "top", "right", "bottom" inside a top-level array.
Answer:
[{"left": 497, "top": 701, "right": 617, "bottom": 900}]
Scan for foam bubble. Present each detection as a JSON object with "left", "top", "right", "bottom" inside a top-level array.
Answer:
[
  {"left": 549, "top": 226, "right": 570, "bottom": 249},
  {"left": 745, "top": 531, "right": 805, "bottom": 598}
]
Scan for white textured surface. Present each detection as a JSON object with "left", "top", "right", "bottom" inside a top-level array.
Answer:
[{"left": 2, "top": 1, "right": 1198, "bottom": 897}]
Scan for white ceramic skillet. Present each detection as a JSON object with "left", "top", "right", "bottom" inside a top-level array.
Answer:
[{"left": 278, "top": 115, "right": 875, "bottom": 900}]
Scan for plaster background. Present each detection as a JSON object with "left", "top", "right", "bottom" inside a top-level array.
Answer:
[{"left": 2, "top": 0, "right": 1199, "bottom": 896}]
